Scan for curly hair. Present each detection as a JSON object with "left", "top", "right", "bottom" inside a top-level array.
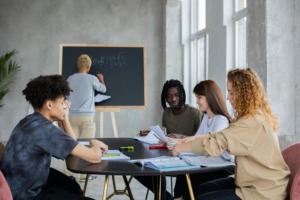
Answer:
[
  {"left": 22, "top": 75, "right": 72, "bottom": 109},
  {"left": 161, "top": 79, "right": 186, "bottom": 110},
  {"left": 193, "top": 80, "right": 232, "bottom": 123},
  {"left": 227, "top": 68, "right": 278, "bottom": 131}
]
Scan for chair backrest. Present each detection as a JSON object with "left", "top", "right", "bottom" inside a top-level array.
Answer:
[
  {"left": 282, "top": 142, "right": 300, "bottom": 200},
  {"left": 290, "top": 169, "right": 300, "bottom": 200},
  {"left": 0, "top": 171, "right": 13, "bottom": 200}
]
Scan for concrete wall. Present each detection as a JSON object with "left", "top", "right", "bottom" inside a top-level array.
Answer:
[
  {"left": 1, "top": 0, "right": 299, "bottom": 150},
  {"left": 0, "top": 0, "right": 165, "bottom": 140},
  {"left": 247, "top": 0, "right": 300, "bottom": 148}
]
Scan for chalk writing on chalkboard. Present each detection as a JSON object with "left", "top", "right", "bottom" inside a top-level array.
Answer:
[
  {"left": 59, "top": 44, "right": 147, "bottom": 109},
  {"left": 91, "top": 52, "right": 127, "bottom": 68}
]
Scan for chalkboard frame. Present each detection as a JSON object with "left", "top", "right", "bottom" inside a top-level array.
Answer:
[{"left": 59, "top": 44, "right": 147, "bottom": 109}]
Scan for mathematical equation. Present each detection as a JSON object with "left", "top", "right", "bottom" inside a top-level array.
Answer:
[{"left": 91, "top": 52, "right": 127, "bottom": 68}]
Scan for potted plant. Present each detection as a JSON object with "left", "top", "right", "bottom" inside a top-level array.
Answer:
[{"left": 0, "top": 50, "right": 21, "bottom": 108}]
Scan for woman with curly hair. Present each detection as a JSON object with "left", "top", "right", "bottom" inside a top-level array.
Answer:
[{"left": 170, "top": 68, "right": 290, "bottom": 200}]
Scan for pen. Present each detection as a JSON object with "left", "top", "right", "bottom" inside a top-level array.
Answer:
[
  {"left": 103, "top": 153, "right": 120, "bottom": 157},
  {"left": 149, "top": 145, "right": 167, "bottom": 149},
  {"left": 119, "top": 146, "right": 134, "bottom": 150}
]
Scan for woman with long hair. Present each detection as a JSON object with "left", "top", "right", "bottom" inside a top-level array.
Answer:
[
  {"left": 173, "top": 80, "right": 234, "bottom": 200},
  {"left": 171, "top": 68, "right": 290, "bottom": 200}
]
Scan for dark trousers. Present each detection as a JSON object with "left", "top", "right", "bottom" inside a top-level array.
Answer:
[
  {"left": 34, "top": 168, "right": 94, "bottom": 200},
  {"left": 196, "top": 177, "right": 241, "bottom": 200},
  {"left": 174, "top": 167, "right": 234, "bottom": 200},
  {"left": 134, "top": 175, "right": 173, "bottom": 200}
]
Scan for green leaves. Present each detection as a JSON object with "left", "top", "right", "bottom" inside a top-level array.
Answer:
[{"left": 0, "top": 50, "right": 21, "bottom": 108}]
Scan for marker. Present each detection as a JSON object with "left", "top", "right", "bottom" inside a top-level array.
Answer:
[
  {"left": 149, "top": 145, "right": 167, "bottom": 149},
  {"left": 119, "top": 146, "right": 134, "bottom": 150},
  {"left": 103, "top": 153, "right": 120, "bottom": 157}
]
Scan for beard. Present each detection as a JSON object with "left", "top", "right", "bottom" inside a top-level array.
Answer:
[{"left": 170, "top": 102, "right": 183, "bottom": 109}]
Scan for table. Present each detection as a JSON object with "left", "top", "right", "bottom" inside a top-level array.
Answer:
[{"left": 66, "top": 138, "right": 231, "bottom": 200}]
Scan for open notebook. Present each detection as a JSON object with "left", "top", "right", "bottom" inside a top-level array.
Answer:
[{"left": 130, "top": 156, "right": 200, "bottom": 172}]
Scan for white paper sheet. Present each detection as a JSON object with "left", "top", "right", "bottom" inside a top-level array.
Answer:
[{"left": 94, "top": 94, "right": 111, "bottom": 102}]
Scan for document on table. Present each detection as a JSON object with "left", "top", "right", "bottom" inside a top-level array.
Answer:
[
  {"left": 130, "top": 156, "right": 201, "bottom": 172},
  {"left": 133, "top": 130, "right": 160, "bottom": 144},
  {"left": 149, "top": 125, "right": 168, "bottom": 143},
  {"left": 77, "top": 142, "right": 130, "bottom": 160},
  {"left": 180, "top": 155, "right": 235, "bottom": 167},
  {"left": 102, "top": 150, "right": 130, "bottom": 160}
]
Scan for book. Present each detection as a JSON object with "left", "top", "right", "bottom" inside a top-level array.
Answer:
[
  {"left": 102, "top": 150, "right": 130, "bottom": 160},
  {"left": 130, "top": 156, "right": 201, "bottom": 172},
  {"left": 133, "top": 130, "right": 160, "bottom": 144},
  {"left": 180, "top": 155, "right": 235, "bottom": 167}
]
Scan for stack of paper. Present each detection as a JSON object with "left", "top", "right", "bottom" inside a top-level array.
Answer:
[{"left": 133, "top": 130, "right": 160, "bottom": 144}]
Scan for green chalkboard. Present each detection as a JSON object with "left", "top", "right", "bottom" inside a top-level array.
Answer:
[{"left": 59, "top": 44, "right": 147, "bottom": 109}]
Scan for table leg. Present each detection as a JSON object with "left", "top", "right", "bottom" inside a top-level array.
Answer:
[
  {"left": 156, "top": 175, "right": 162, "bottom": 200},
  {"left": 122, "top": 175, "right": 134, "bottom": 200},
  {"left": 185, "top": 174, "right": 195, "bottom": 200},
  {"left": 83, "top": 174, "right": 90, "bottom": 196},
  {"left": 102, "top": 175, "right": 109, "bottom": 200}
]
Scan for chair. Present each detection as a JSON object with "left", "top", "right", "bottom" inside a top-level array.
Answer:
[
  {"left": 0, "top": 140, "right": 13, "bottom": 200},
  {"left": 0, "top": 140, "right": 12, "bottom": 200},
  {"left": 0, "top": 171, "right": 13, "bottom": 200},
  {"left": 281, "top": 142, "right": 300, "bottom": 200}
]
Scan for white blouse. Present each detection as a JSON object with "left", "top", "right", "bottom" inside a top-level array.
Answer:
[{"left": 195, "top": 113, "right": 234, "bottom": 162}]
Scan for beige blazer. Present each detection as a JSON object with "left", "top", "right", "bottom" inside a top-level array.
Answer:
[{"left": 191, "top": 110, "right": 290, "bottom": 200}]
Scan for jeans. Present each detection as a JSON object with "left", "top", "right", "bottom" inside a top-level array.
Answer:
[
  {"left": 34, "top": 168, "right": 94, "bottom": 200},
  {"left": 174, "top": 167, "right": 235, "bottom": 200},
  {"left": 195, "top": 177, "right": 241, "bottom": 200}
]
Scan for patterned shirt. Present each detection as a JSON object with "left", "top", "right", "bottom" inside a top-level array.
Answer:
[{"left": 0, "top": 112, "right": 78, "bottom": 200}]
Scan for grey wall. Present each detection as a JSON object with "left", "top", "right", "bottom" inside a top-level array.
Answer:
[
  {"left": 247, "top": 0, "right": 300, "bottom": 148},
  {"left": 1, "top": 0, "right": 300, "bottom": 150},
  {"left": 0, "top": 0, "right": 166, "bottom": 140}
]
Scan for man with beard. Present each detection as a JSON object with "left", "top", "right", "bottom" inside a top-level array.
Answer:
[
  {"left": 161, "top": 79, "right": 202, "bottom": 138},
  {"left": 135, "top": 79, "right": 202, "bottom": 200}
]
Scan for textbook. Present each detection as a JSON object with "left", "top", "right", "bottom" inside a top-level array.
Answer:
[
  {"left": 180, "top": 155, "right": 235, "bottom": 167},
  {"left": 130, "top": 156, "right": 201, "bottom": 172},
  {"left": 101, "top": 150, "right": 130, "bottom": 160}
]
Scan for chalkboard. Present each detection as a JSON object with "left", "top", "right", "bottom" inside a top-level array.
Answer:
[{"left": 59, "top": 44, "right": 147, "bottom": 109}]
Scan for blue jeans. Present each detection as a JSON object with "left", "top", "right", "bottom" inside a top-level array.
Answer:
[{"left": 196, "top": 177, "right": 241, "bottom": 200}]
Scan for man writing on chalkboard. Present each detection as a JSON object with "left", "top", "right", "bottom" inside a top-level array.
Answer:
[{"left": 67, "top": 54, "right": 106, "bottom": 181}]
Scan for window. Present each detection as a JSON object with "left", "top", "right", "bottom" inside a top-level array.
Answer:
[
  {"left": 181, "top": 0, "right": 247, "bottom": 106},
  {"left": 233, "top": 0, "right": 247, "bottom": 67},
  {"left": 182, "top": 0, "right": 207, "bottom": 105}
]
